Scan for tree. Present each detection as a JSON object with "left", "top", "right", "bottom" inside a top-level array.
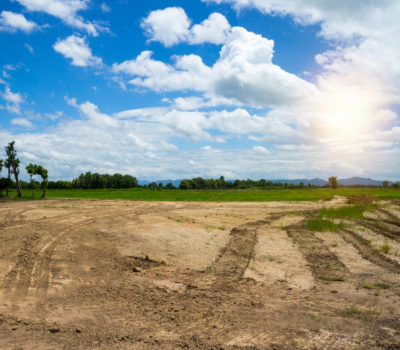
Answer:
[
  {"left": 26, "top": 163, "right": 38, "bottom": 199},
  {"left": 5, "top": 141, "right": 22, "bottom": 198},
  {"left": 328, "top": 176, "right": 338, "bottom": 189},
  {"left": 382, "top": 180, "right": 389, "bottom": 189},
  {"left": 35, "top": 165, "right": 48, "bottom": 198}
]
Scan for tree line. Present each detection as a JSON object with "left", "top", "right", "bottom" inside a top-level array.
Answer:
[
  {"left": 48, "top": 172, "right": 138, "bottom": 189},
  {"left": 178, "top": 176, "right": 318, "bottom": 190}
]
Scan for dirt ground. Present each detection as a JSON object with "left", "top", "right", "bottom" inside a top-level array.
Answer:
[{"left": 0, "top": 197, "right": 400, "bottom": 349}]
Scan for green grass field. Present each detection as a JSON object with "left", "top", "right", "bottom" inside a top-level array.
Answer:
[{"left": 5, "top": 187, "right": 400, "bottom": 202}]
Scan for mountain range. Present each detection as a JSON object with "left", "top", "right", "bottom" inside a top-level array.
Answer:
[{"left": 139, "top": 177, "right": 399, "bottom": 187}]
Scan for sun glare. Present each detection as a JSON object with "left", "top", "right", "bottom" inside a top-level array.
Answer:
[{"left": 319, "top": 88, "right": 376, "bottom": 137}]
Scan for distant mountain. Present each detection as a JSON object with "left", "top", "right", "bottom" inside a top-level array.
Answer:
[
  {"left": 338, "top": 177, "right": 392, "bottom": 186},
  {"left": 139, "top": 177, "right": 398, "bottom": 187},
  {"left": 270, "top": 178, "right": 328, "bottom": 186}
]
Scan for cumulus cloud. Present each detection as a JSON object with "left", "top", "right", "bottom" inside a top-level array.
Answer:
[
  {"left": 53, "top": 35, "right": 102, "bottom": 67},
  {"left": 141, "top": 7, "right": 191, "bottom": 47},
  {"left": 189, "top": 12, "right": 231, "bottom": 44},
  {"left": 204, "top": 0, "right": 400, "bottom": 105},
  {"left": 0, "top": 11, "right": 38, "bottom": 33},
  {"left": 113, "top": 27, "right": 317, "bottom": 108},
  {"left": 141, "top": 8, "right": 231, "bottom": 46},
  {"left": 14, "top": 0, "right": 104, "bottom": 36}
]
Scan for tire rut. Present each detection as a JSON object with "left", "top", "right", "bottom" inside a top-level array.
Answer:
[
  {"left": 208, "top": 216, "right": 285, "bottom": 287},
  {"left": 2, "top": 219, "right": 95, "bottom": 301},
  {"left": 375, "top": 208, "right": 400, "bottom": 228},
  {"left": 286, "top": 222, "right": 350, "bottom": 282},
  {"left": 359, "top": 220, "right": 400, "bottom": 242},
  {"left": 341, "top": 229, "right": 400, "bottom": 274}
]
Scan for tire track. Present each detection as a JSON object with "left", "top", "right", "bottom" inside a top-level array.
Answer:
[
  {"left": 2, "top": 219, "right": 94, "bottom": 301},
  {"left": 359, "top": 220, "right": 400, "bottom": 242},
  {"left": 341, "top": 229, "right": 400, "bottom": 274},
  {"left": 27, "top": 219, "right": 96, "bottom": 300},
  {"left": 208, "top": 217, "right": 284, "bottom": 288},
  {"left": 286, "top": 222, "right": 350, "bottom": 282},
  {"left": 375, "top": 208, "right": 400, "bottom": 228}
]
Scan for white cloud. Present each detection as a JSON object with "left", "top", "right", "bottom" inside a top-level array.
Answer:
[
  {"left": 24, "top": 43, "right": 34, "bottom": 53},
  {"left": 15, "top": 0, "right": 103, "bottom": 36},
  {"left": 141, "top": 7, "right": 191, "bottom": 47},
  {"left": 45, "top": 110, "right": 63, "bottom": 121},
  {"left": 189, "top": 12, "right": 231, "bottom": 45},
  {"left": 253, "top": 146, "right": 269, "bottom": 155},
  {"left": 141, "top": 8, "right": 231, "bottom": 46},
  {"left": 1, "top": 99, "right": 400, "bottom": 181},
  {"left": 11, "top": 118, "right": 33, "bottom": 128},
  {"left": 204, "top": 0, "right": 400, "bottom": 105},
  {"left": 0, "top": 11, "right": 38, "bottom": 33},
  {"left": 1, "top": 86, "right": 24, "bottom": 114},
  {"left": 114, "top": 27, "right": 317, "bottom": 108},
  {"left": 100, "top": 2, "right": 110, "bottom": 13},
  {"left": 53, "top": 35, "right": 102, "bottom": 67}
]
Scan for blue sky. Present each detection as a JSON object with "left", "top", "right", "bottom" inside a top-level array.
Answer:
[{"left": 1, "top": 0, "right": 399, "bottom": 181}]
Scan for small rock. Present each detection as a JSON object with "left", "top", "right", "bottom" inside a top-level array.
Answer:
[{"left": 132, "top": 267, "right": 142, "bottom": 273}]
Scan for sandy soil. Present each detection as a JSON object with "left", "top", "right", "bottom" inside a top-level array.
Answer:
[{"left": 0, "top": 198, "right": 399, "bottom": 349}]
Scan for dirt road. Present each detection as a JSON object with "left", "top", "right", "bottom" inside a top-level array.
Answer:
[{"left": 0, "top": 198, "right": 399, "bottom": 349}]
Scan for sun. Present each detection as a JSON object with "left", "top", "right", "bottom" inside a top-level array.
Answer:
[{"left": 318, "top": 87, "right": 376, "bottom": 137}]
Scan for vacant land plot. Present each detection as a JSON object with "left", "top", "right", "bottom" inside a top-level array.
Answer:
[{"left": 0, "top": 197, "right": 400, "bottom": 349}]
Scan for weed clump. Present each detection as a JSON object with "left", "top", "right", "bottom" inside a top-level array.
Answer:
[
  {"left": 307, "top": 219, "right": 345, "bottom": 232},
  {"left": 362, "top": 283, "right": 390, "bottom": 290},
  {"left": 320, "top": 205, "right": 376, "bottom": 220},
  {"left": 380, "top": 242, "right": 391, "bottom": 254},
  {"left": 347, "top": 194, "right": 378, "bottom": 205}
]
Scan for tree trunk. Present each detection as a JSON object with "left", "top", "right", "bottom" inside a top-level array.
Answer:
[
  {"left": 13, "top": 169, "right": 21, "bottom": 198},
  {"left": 42, "top": 182, "right": 47, "bottom": 199},
  {"left": 30, "top": 175, "right": 34, "bottom": 199},
  {"left": 6, "top": 168, "right": 10, "bottom": 197}
]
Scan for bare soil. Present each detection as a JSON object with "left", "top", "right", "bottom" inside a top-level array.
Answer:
[{"left": 0, "top": 198, "right": 400, "bottom": 349}]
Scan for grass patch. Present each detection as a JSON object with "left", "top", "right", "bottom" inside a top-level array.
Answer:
[
  {"left": 319, "top": 275, "right": 346, "bottom": 282},
  {"left": 307, "top": 219, "right": 345, "bottom": 232},
  {"left": 6, "top": 188, "right": 400, "bottom": 202},
  {"left": 320, "top": 204, "right": 377, "bottom": 220},
  {"left": 362, "top": 283, "right": 390, "bottom": 290},
  {"left": 379, "top": 244, "right": 390, "bottom": 254},
  {"left": 342, "top": 306, "right": 380, "bottom": 320}
]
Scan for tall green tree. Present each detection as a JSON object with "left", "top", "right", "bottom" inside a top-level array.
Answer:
[
  {"left": 5, "top": 141, "right": 22, "bottom": 198},
  {"left": 35, "top": 165, "right": 48, "bottom": 198},
  {"left": 328, "top": 176, "right": 338, "bottom": 189},
  {"left": 4, "top": 157, "right": 10, "bottom": 197},
  {"left": 382, "top": 180, "right": 389, "bottom": 189},
  {"left": 26, "top": 163, "right": 38, "bottom": 199}
]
